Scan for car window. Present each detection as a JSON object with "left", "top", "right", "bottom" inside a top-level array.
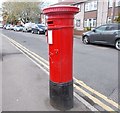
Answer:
[
  {"left": 38, "top": 24, "right": 45, "bottom": 28},
  {"left": 116, "top": 24, "right": 120, "bottom": 30},
  {"left": 96, "top": 25, "right": 107, "bottom": 31},
  {"left": 105, "top": 26, "right": 114, "bottom": 30},
  {"left": 32, "top": 25, "right": 37, "bottom": 28},
  {"left": 105, "top": 25, "right": 120, "bottom": 31},
  {"left": 118, "top": 25, "right": 120, "bottom": 30}
]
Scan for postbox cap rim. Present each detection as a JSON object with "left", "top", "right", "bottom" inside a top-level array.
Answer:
[{"left": 43, "top": 5, "right": 79, "bottom": 15}]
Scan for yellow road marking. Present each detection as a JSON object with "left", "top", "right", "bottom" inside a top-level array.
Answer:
[
  {"left": 74, "top": 77, "right": 120, "bottom": 109},
  {"left": 74, "top": 84, "right": 114, "bottom": 111},
  {"left": 2, "top": 34, "right": 118, "bottom": 111},
  {"left": 9, "top": 38, "right": 49, "bottom": 65},
  {"left": 7, "top": 37, "right": 49, "bottom": 69}
]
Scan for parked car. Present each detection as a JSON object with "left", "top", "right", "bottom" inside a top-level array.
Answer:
[
  {"left": 23, "top": 22, "right": 36, "bottom": 32},
  {"left": 0, "top": 23, "right": 3, "bottom": 28},
  {"left": 6, "top": 24, "right": 13, "bottom": 30},
  {"left": 22, "top": 27, "right": 28, "bottom": 32},
  {"left": 10, "top": 25, "right": 14, "bottom": 30},
  {"left": 31, "top": 24, "right": 47, "bottom": 34},
  {"left": 14, "top": 25, "right": 24, "bottom": 31},
  {"left": 82, "top": 23, "right": 120, "bottom": 50},
  {"left": 3, "top": 24, "right": 7, "bottom": 29}
]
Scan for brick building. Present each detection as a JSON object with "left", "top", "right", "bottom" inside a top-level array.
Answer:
[
  {"left": 73, "top": 0, "right": 120, "bottom": 30},
  {"left": 51, "top": 0, "right": 120, "bottom": 30}
]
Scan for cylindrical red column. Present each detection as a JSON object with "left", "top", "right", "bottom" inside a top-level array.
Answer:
[{"left": 43, "top": 5, "right": 79, "bottom": 110}]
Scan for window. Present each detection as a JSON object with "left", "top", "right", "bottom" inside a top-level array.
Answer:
[
  {"left": 105, "top": 25, "right": 119, "bottom": 31},
  {"left": 88, "top": 19, "right": 92, "bottom": 27},
  {"left": 93, "top": 1, "right": 97, "bottom": 9},
  {"left": 84, "top": 18, "right": 96, "bottom": 27},
  {"left": 109, "top": 26, "right": 118, "bottom": 30},
  {"left": 118, "top": 25, "right": 120, "bottom": 30},
  {"left": 116, "top": 0, "right": 120, "bottom": 6},
  {"left": 90, "top": 3, "right": 93, "bottom": 10},
  {"left": 107, "top": 17, "right": 112, "bottom": 23},
  {"left": 96, "top": 25, "right": 107, "bottom": 31},
  {"left": 76, "top": 20, "right": 80, "bottom": 27},
  {"left": 85, "top": 1, "right": 97, "bottom": 12},
  {"left": 93, "top": 19, "right": 96, "bottom": 27},
  {"left": 85, "top": 3, "right": 89, "bottom": 11},
  {"left": 109, "top": 0, "right": 113, "bottom": 7},
  {"left": 84, "top": 19, "right": 87, "bottom": 27}
]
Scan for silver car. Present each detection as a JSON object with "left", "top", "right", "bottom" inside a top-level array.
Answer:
[
  {"left": 82, "top": 23, "right": 120, "bottom": 50},
  {"left": 14, "top": 25, "right": 24, "bottom": 31}
]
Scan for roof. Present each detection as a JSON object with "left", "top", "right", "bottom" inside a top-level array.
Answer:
[
  {"left": 51, "top": 0, "right": 87, "bottom": 6},
  {"left": 51, "top": 2, "right": 74, "bottom": 6}
]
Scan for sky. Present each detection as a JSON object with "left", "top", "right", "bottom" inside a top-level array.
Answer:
[
  {"left": 44, "top": 0, "right": 59, "bottom": 3},
  {"left": 0, "top": 0, "right": 59, "bottom": 8},
  {"left": 0, "top": 0, "right": 3, "bottom": 8}
]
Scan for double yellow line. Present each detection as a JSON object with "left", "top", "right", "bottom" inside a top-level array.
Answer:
[{"left": 2, "top": 34, "right": 119, "bottom": 111}]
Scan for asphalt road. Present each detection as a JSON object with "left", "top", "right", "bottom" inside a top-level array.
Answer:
[{"left": 1, "top": 29, "right": 118, "bottom": 110}]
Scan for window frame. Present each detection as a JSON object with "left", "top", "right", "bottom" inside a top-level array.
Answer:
[
  {"left": 76, "top": 19, "right": 81, "bottom": 27},
  {"left": 85, "top": 0, "right": 97, "bottom": 12}
]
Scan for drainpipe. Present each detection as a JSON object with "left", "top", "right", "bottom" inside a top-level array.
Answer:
[{"left": 111, "top": 0, "right": 116, "bottom": 23}]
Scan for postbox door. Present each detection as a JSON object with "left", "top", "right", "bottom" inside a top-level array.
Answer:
[
  {"left": 49, "top": 28, "right": 73, "bottom": 83},
  {"left": 49, "top": 29, "right": 61, "bottom": 83}
]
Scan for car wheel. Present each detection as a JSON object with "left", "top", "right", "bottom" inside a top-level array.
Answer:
[
  {"left": 115, "top": 39, "right": 120, "bottom": 50},
  {"left": 83, "top": 36, "right": 89, "bottom": 44}
]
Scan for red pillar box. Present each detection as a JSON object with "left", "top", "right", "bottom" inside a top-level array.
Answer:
[{"left": 43, "top": 6, "right": 79, "bottom": 110}]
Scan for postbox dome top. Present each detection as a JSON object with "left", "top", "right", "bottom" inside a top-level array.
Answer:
[{"left": 43, "top": 5, "right": 79, "bottom": 15}]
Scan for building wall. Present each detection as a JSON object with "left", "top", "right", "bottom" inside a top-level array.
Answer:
[
  {"left": 74, "top": 0, "right": 98, "bottom": 30},
  {"left": 42, "top": 0, "right": 120, "bottom": 31},
  {"left": 74, "top": 0, "right": 120, "bottom": 31},
  {"left": 74, "top": 3, "right": 84, "bottom": 30},
  {"left": 108, "top": 7, "right": 120, "bottom": 17},
  {"left": 97, "top": 0, "right": 109, "bottom": 26},
  {"left": 84, "top": 11, "right": 97, "bottom": 19}
]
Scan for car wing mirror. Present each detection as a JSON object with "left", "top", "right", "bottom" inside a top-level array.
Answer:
[{"left": 92, "top": 29, "right": 96, "bottom": 32}]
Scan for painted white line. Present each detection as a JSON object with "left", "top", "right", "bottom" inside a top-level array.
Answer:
[
  {"left": 74, "top": 77, "right": 120, "bottom": 109},
  {"left": 9, "top": 41, "right": 49, "bottom": 75},
  {"left": 1, "top": 33, "right": 117, "bottom": 111},
  {"left": 9, "top": 38, "right": 49, "bottom": 66},
  {"left": 74, "top": 92, "right": 98, "bottom": 111},
  {"left": 2, "top": 34, "right": 49, "bottom": 65},
  {"left": 3, "top": 34, "right": 98, "bottom": 111},
  {"left": 7, "top": 37, "right": 49, "bottom": 70},
  {"left": 74, "top": 84, "right": 114, "bottom": 111}
]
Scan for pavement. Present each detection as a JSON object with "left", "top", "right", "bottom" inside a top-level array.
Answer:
[
  {"left": 74, "top": 35, "right": 82, "bottom": 39},
  {"left": 1, "top": 34, "right": 90, "bottom": 111}
]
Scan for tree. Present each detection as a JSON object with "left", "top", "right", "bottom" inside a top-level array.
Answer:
[
  {"left": 2, "top": 1, "right": 42, "bottom": 24},
  {"left": 115, "top": 14, "right": 120, "bottom": 23}
]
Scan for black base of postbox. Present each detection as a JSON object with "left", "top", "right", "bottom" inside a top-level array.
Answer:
[{"left": 50, "top": 80, "right": 73, "bottom": 111}]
